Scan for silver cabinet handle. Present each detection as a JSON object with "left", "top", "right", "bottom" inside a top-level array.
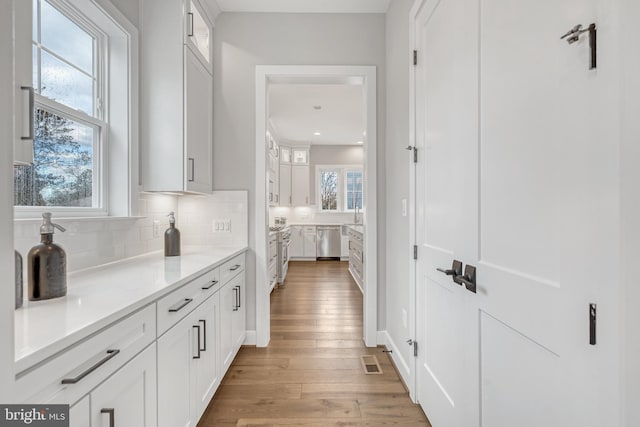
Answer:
[
  {"left": 199, "top": 319, "right": 207, "bottom": 351},
  {"left": 61, "top": 349, "right": 120, "bottom": 384},
  {"left": 202, "top": 280, "right": 218, "bottom": 290},
  {"left": 20, "top": 86, "right": 34, "bottom": 140},
  {"left": 168, "top": 298, "right": 193, "bottom": 313},
  {"left": 237, "top": 285, "right": 241, "bottom": 308},
  {"left": 101, "top": 408, "right": 115, "bottom": 427},
  {"left": 233, "top": 287, "right": 239, "bottom": 311},
  {"left": 187, "top": 12, "right": 194, "bottom": 37},
  {"left": 188, "top": 158, "right": 195, "bottom": 182},
  {"left": 193, "top": 324, "right": 201, "bottom": 359},
  {"left": 229, "top": 264, "right": 241, "bottom": 271}
]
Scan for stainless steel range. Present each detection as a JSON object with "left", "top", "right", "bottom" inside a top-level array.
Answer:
[{"left": 276, "top": 226, "right": 291, "bottom": 284}]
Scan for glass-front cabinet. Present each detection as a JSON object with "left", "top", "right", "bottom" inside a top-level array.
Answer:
[
  {"left": 280, "top": 146, "right": 291, "bottom": 164},
  {"left": 292, "top": 148, "right": 309, "bottom": 165},
  {"left": 185, "top": 0, "right": 212, "bottom": 73}
]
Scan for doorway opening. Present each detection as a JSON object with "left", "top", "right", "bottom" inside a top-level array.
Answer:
[{"left": 254, "top": 66, "right": 378, "bottom": 347}]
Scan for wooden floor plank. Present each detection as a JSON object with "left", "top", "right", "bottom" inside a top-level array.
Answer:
[{"left": 198, "top": 261, "right": 431, "bottom": 427}]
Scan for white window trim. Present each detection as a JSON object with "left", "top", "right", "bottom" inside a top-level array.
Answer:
[
  {"left": 15, "top": 0, "right": 139, "bottom": 219},
  {"left": 315, "top": 164, "right": 363, "bottom": 213}
]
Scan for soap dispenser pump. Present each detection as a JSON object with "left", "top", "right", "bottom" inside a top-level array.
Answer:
[
  {"left": 28, "top": 212, "right": 67, "bottom": 301},
  {"left": 164, "top": 212, "right": 181, "bottom": 257}
]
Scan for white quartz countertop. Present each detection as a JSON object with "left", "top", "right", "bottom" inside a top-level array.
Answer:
[
  {"left": 347, "top": 225, "right": 364, "bottom": 234},
  {"left": 14, "top": 245, "right": 247, "bottom": 373}
]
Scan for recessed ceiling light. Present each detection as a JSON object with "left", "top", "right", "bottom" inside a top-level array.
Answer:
[
  {"left": 313, "top": 105, "right": 322, "bottom": 110},
  {"left": 314, "top": 132, "right": 321, "bottom": 136},
  {"left": 356, "top": 141, "right": 363, "bottom": 144}
]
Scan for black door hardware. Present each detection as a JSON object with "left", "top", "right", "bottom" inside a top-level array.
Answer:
[
  {"left": 454, "top": 264, "right": 477, "bottom": 293},
  {"left": 101, "top": 409, "right": 115, "bottom": 427},
  {"left": 561, "top": 23, "right": 597, "bottom": 69},
  {"left": 589, "top": 303, "right": 596, "bottom": 345},
  {"left": 193, "top": 324, "right": 201, "bottom": 359},
  {"left": 436, "top": 260, "right": 463, "bottom": 279}
]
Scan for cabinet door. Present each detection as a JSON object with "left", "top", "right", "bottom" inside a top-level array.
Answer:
[
  {"left": 279, "top": 163, "right": 292, "bottom": 206},
  {"left": 13, "top": 0, "right": 33, "bottom": 164},
  {"left": 290, "top": 227, "right": 304, "bottom": 258},
  {"left": 280, "top": 146, "right": 291, "bottom": 164},
  {"left": 185, "top": 0, "right": 212, "bottom": 73},
  {"left": 291, "top": 165, "right": 310, "bottom": 206},
  {"left": 191, "top": 295, "right": 219, "bottom": 421},
  {"left": 231, "top": 273, "right": 246, "bottom": 351},
  {"left": 303, "top": 231, "right": 317, "bottom": 258},
  {"left": 69, "top": 396, "right": 90, "bottom": 427},
  {"left": 91, "top": 344, "right": 157, "bottom": 427},
  {"left": 292, "top": 148, "right": 309, "bottom": 165},
  {"left": 219, "top": 282, "right": 235, "bottom": 373},
  {"left": 158, "top": 314, "right": 196, "bottom": 427},
  {"left": 185, "top": 47, "right": 212, "bottom": 193},
  {"left": 341, "top": 235, "right": 350, "bottom": 259}
]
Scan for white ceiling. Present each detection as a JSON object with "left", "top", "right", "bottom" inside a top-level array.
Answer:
[
  {"left": 213, "top": 0, "right": 391, "bottom": 14},
  {"left": 269, "top": 84, "right": 365, "bottom": 146}
]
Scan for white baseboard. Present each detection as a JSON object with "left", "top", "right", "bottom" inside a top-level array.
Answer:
[
  {"left": 244, "top": 330, "right": 257, "bottom": 345},
  {"left": 377, "top": 330, "right": 411, "bottom": 390}
]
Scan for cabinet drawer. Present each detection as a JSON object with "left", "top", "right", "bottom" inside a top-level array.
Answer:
[
  {"left": 220, "top": 253, "right": 245, "bottom": 284},
  {"left": 157, "top": 267, "right": 220, "bottom": 336},
  {"left": 15, "top": 304, "right": 156, "bottom": 405}
]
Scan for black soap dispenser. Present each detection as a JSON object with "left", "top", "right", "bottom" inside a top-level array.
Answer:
[
  {"left": 164, "top": 212, "right": 181, "bottom": 257},
  {"left": 28, "top": 212, "right": 67, "bottom": 301}
]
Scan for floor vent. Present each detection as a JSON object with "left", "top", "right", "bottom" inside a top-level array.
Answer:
[{"left": 361, "top": 355, "right": 383, "bottom": 375}]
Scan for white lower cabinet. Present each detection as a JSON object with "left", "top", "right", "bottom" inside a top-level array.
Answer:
[
  {"left": 219, "top": 272, "right": 245, "bottom": 373},
  {"left": 69, "top": 396, "right": 89, "bottom": 427},
  {"left": 91, "top": 344, "right": 157, "bottom": 427},
  {"left": 19, "top": 250, "right": 248, "bottom": 427},
  {"left": 158, "top": 293, "right": 220, "bottom": 427}
]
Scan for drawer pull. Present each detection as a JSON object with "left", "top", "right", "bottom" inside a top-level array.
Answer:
[
  {"left": 168, "top": 298, "right": 193, "bottom": 313},
  {"left": 193, "top": 325, "right": 201, "bottom": 359},
  {"left": 61, "top": 349, "right": 120, "bottom": 384},
  {"left": 199, "top": 319, "right": 207, "bottom": 351},
  {"left": 101, "top": 408, "right": 115, "bottom": 427},
  {"left": 202, "top": 280, "right": 218, "bottom": 290},
  {"left": 230, "top": 264, "right": 241, "bottom": 271}
]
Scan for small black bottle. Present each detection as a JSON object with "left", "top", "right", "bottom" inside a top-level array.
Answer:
[
  {"left": 28, "top": 212, "right": 67, "bottom": 301},
  {"left": 164, "top": 212, "right": 181, "bottom": 257}
]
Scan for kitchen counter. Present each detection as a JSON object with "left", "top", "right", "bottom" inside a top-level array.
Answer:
[
  {"left": 14, "top": 245, "right": 247, "bottom": 373},
  {"left": 346, "top": 224, "right": 364, "bottom": 234}
]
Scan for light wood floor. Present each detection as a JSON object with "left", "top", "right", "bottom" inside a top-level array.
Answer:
[{"left": 199, "top": 260, "right": 431, "bottom": 427}]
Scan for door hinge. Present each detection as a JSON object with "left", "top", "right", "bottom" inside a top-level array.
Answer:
[
  {"left": 413, "top": 245, "right": 418, "bottom": 260},
  {"left": 413, "top": 50, "right": 418, "bottom": 66}
]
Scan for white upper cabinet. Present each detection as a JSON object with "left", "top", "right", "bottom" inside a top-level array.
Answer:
[
  {"left": 13, "top": 0, "right": 34, "bottom": 165},
  {"left": 142, "top": 0, "right": 214, "bottom": 193},
  {"left": 292, "top": 148, "right": 309, "bottom": 165},
  {"left": 185, "top": 0, "right": 212, "bottom": 73},
  {"left": 280, "top": 146, "right": 291, "bottom": 164}
]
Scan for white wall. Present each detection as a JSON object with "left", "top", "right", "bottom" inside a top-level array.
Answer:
[
  {"left": 620, "top": 0, "right": 640, "bottom": 425},
  {"left": 213, "top": 12, "right": 386, "bottom": 331},
  {"left": 383, "top": 0, "right": 414, "bottom": 382},
  {"left": 1, "top": 0, "right": 16, "bottom": 402}
]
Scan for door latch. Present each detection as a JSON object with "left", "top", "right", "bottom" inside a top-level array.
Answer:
[
  {"left": 589, "top": 303, "right": 596, "bottom": 345},
  {"left": 437, "top": 260, "right": 463, "bottom": 279},
  {"left": 561, "top": 23, "right": 597, "bottom": 69},
  {"left": 407, "top": 339, "right": 418, "bottom": 357},
  {"left": 454, "top": 264, "right": 477, "bottom": 294}
]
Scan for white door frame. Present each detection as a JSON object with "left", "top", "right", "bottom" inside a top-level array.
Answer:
[{"left": 255, "top": 65, "right": 378, "bottom": 348}]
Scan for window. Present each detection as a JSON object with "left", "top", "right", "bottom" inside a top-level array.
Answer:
[
  {"left": 14, "top": 0, "right": 138, "bottom": 217},
  {"left": 320, "top": 169, "right": 339, "bottom": 211},
  {"left": 316, "top": 166, "right": 363, "bottom": 212},
  {"left": 345, "top": 170, "right": 363, "bottom": 211}
]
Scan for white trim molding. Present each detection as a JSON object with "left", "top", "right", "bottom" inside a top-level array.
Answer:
[
  {"left": 378, "top": 330, "right": 412, "bottom": 390},
  {"left": 244, "top": 330, "right": 257, "bottom": 346},
  {"left": 255, "top": 65, "right": 378, "bottom": 348}
]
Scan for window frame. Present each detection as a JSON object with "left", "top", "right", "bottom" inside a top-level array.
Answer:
[
  {"left": 14, "top": 0, "right": 139, "bottom": 219},
  {"left": 315, "top": 164, "right": 364, "bottom": 213}
]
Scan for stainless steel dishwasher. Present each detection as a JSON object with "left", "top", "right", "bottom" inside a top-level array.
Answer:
[{"left": 316, "top": 226, "right": 341, "bottom": 260}]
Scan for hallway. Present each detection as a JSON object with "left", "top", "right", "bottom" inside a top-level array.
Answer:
[{"left": 199, "top": 261, "right": 431, "bottom": 426}]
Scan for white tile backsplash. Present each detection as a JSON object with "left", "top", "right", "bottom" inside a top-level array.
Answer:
[{"left": 13, "top": 191, "right": 248, "bottom": 276}]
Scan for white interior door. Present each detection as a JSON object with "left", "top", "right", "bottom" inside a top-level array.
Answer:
[
  {"left": 413, "top": 0, "right": 620, "bottom": 426},
  {"left": 414, "top": 0, "right": 479, "bottom": 425}
]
